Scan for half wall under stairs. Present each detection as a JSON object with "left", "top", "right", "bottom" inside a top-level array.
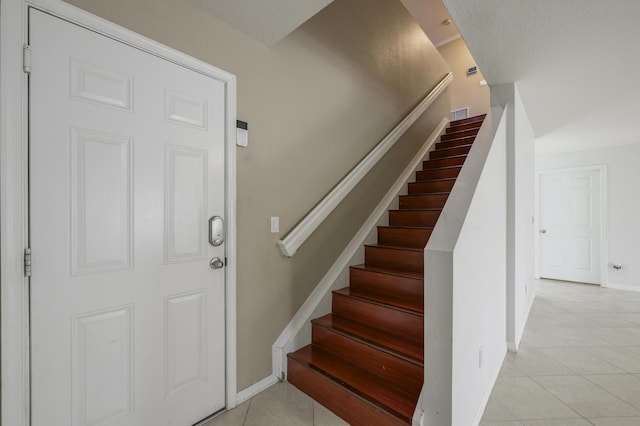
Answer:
[{"left": 287, "top": 114, "right": 486, "bottom": 425}]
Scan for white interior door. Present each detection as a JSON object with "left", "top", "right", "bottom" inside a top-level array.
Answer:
[
  {"left": 29, "top": 9, "right": 227, "bottom": 425},
  {"left": 539, "top": 169, "right": 602, "bottom": 284}
]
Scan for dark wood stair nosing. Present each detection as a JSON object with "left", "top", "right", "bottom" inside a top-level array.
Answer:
[
  {"left": 401, "top": 191, "right": 451, "bottom": 196},
  {"left": 314, "top": 312, "right": 424, "bottom": 363},
  {"left": 292, "top": 344, "right": 422, "bottom": 399},
  {"left": 389, "top": 208, "right": 442, "bottom": 212},
  {"left": 424, "top": 153, "right": 468, "bottom": 161},
  {"left": 446, "top": 122, "right": 483, "bottom": 134},
  {"left": 312, "top": 316, "right": 424, "bottom": 368},
  {"left": 287, "top": 349, "right": 414, "bottom": 425},
  {"left": 333, "top": 288, "right": 424, "bottom": 317},
  {"left": 422, "top": 155, "right": 467, "bottom": 169},
  {"left": 436, "top": 137, "right": 476, "bottom": 149},
  {"left": 432, "top": 144, "right": 473, "bottom": 153},
  {"left": 350, "top": 263, "right": 424, "bottom": 280},
  {"left": 365, "top": 243, "right": 423, "bottom": 253},
  {"left": 417, "top": 165, "right": 463, "bottom": 172},
  {"left": 409, "top": 177, "right": 457, "bottom": 183},
  {"left": 450, "top": 114, "right": 486, "bottom": 126}
]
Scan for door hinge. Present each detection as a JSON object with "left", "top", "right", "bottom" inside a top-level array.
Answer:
[
  {"left": 23, "top": 45, "right": 32, "bottom": 74},
  {"left": 24, "top": 248, "right": 32, "bottom": 277}
]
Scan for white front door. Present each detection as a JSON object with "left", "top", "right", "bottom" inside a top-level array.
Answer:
[
  {"left": 29, "top": 9, "right": 227, "bottom": 425},
  {"left": 539, "top": 169, "right": 602, "bottom": 284}
]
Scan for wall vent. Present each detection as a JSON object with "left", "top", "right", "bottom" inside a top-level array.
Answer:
[{"left": 451, "top": 107, "right": 469, "bottom": 121}]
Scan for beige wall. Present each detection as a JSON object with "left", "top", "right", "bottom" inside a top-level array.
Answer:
[
  {"left": 64, "top": 0, "right": 450, "bottom": 390},
  {"left": 438, "top": 38, "right": 489, "bottom": 118}
]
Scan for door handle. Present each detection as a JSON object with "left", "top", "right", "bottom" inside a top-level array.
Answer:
[
  {"left": 539, "top": 229, "right": 547, "bottom": 234},
  {"left": 209, "top": 216, "right": 224, "bottom": 246},
  {"left": 210, "top": 257, "right": 225, "bottom": 269}
]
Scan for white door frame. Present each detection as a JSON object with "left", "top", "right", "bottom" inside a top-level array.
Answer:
[
  {"left": 535, "top": 165, "right": 608, "bottom": 286},
  {"left": 0, "top": 1, "right": 238, "bottom": 424}
]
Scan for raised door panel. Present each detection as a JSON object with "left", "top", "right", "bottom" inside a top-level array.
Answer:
[
  {"left": 71, "top": 306, "right": 134, "bottom": 426},
  {"left": 71, "top": 129, "right": 133, "bottom": 274}
]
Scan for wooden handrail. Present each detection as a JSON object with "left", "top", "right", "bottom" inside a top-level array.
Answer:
[{"left": 277, "top": 72, "right": 453, "bottom": 257}]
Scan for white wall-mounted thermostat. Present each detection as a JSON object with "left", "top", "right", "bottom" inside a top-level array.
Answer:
[{"left": 236, "top": 120, "right": 248, "bottom": 147}]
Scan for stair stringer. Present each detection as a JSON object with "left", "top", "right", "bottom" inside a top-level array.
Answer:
[{"left": 272, "top": 117, "right": 449, "bottom": 380}]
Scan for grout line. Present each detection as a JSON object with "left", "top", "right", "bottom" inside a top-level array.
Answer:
[
  {"left": 524, "top": 374, "right": 585, "bottom": 422},
  {"left": 242, "top": 396, "right": 252, "bottom": 426}
]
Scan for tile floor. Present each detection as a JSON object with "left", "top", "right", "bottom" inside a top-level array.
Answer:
[
  {"left": 201, "top": 380, "right": 348, "bottom": 426},
  {"left": 204, "top": 280, "right": 640, "bottom": 425},
  {"left": 481, "top": 280, "right": 640, "bottom": 426}
]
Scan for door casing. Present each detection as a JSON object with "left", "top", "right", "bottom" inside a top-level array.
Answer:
[{"left": 0, "top": 1, "right": 238, "bottom": 424}]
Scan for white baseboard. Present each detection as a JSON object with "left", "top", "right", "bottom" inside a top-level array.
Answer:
[
  {"left": 605, "top": 282, "right": 640, "bottom": 293},
  {"left": 508, "top": 278, "right": 539, "bottom": 352},
  {"left": 271, "top": 117, "right": 449, "bottom": 380},
  {"left": 412, "top": 387, "right": 425, "bottom": 426},
  {"left": 471, "top": 343, "right": 507, "bottom": 426},
  {"left": 236, "top": 374, "right": 279, "bottom": 405}
]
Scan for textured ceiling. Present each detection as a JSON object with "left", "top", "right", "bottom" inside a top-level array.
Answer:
[
  {"left": 400, "top": 0, "right": 460, "bottom": 47},
  {"left": 443, "top": 0, "right": 640, "bottom": 153},
  {"left": 192, "top": 0, "right": 334, "bottom": 47}
]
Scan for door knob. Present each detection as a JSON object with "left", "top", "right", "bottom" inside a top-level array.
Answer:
[
  {"left": 210, "top": 257, "right": 224, "bottom": 269},
  {"left": 539, "top": 229, "right": 547, "bottom": 234}
]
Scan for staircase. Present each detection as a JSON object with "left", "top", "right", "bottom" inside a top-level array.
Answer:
[{"left": 287, "top": 114, "right": 486, "bottom": 425}]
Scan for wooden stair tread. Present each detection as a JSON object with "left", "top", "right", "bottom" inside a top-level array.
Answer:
[
  {"left": 390, "top": 207, "right": 441, "bottom": 212},
  {"left": 415, "top": 166, "right": 462, "bottom": 181},
  {"left": 313, "top": 313, "right": 424, "bottom": 365},
  {"left": 287, "top": 359, "right": 409, "bottom": 426},
  {"left": 350, "top": 263, "right": 423, "bottom": 279},
  {"left": 377, "top": 226, "right": 433, "bottom": 249},
  {"left": 411, "top": 177, "right": 456, "bottom": 183},
  {"left": 436, "top": 138, "right": 476, "bottom": 150},
  {"left": 389, "top": 209, "right": 441, "bottom": 226},
  {"left": 365, "top": 244, "right": 424, "bottom": 274},
  {"left": 288, "top": 345, "right": 419, "bottom": 424},
  {"left": 365, "top": 243, "right": 423, "bottom": 252},
  {"left": 446, "top": 121, "right": 484, "bottom": 133},
  {"left": 399, "top": 193, "right": 448, "bottom": 209},
  {"left": 344, "top": 282, "right": 424, "bottom": 313},
  {"left": 441, "top": 130, "right": 479, "bottom": 141},
  {"left": 444, "top": 127, "right": 480, "bottom": 136},
  {"left": 377, "top": 225, "right": 434, "bottom": 231},
  {"left": 311, "top": 317, "right": 423, "bottom": 392},
  {"left": 333, "top": 287, "right": 424, "bottom": 316},
  {"left": 450, "top": 114, "right": 486, "bottom": 126},
  {"left": 423, "top": 154, "right": 467, "bottom": 165},
  {"left": 418, "top": 165, "right": 462, "bottom": 172},
  {"left": 401, "top": 191, "right": 450, "bottom": 196},
  {"left": 433, "top": 144, "right": 472, "bottom": 152},
  {"left": 423, "top": 156, "right": 467, "bottom": 169},
  {"left": 425, "top": 153, "right": 467, "bottom": 161},
  {"left": 349, "top": 265, "right": 424, "bottom": 314}
]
